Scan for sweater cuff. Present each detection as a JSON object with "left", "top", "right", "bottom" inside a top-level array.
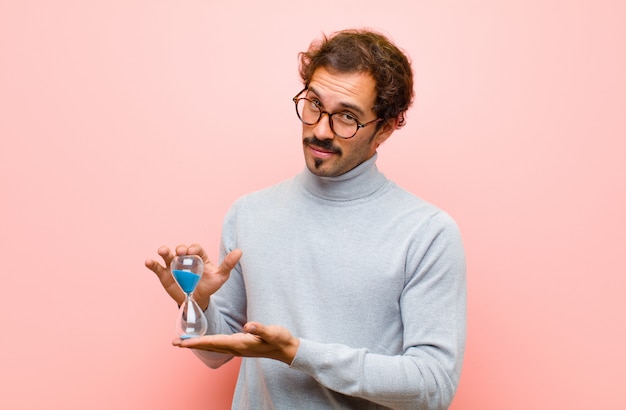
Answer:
[{"left": 289, "top": 338, "right": 332, "bottom": 373}]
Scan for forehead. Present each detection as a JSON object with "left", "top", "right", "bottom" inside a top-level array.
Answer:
[{"left": 308, "top": 67, "right": 377, "bottom": 112}]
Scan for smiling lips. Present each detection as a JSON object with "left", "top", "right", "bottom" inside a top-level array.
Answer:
[
  {"left": 304, "top": 137, "right": 341, "bottom": 159},
  {"left": 308, "top": 144, "right": 337, "bottom": 158}
]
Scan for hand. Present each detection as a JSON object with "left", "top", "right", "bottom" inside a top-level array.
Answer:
[
  {"left": 172, "top": 322, "right": 301, "bottom": 365},
  {"left": 145, "top": 244, "right": 242, "bottom": 309}
]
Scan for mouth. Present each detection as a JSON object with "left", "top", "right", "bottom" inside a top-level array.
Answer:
[
  {"left": 304, "top": 137, "right": 341, "bottom": 159},
  {"left": 308, "top": 145, "right": 336, "bottom": 158}
]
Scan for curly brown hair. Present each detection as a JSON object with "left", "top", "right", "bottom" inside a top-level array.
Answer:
[{"left": 299, "top": 29, "right": 414, "bottom": 128}]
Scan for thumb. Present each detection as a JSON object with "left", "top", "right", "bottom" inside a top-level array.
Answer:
[
  {"left": 220, "top": 248, "right": 242, "bottom": 273},
  {"left": 243, "top": 321, "right": 263, "bottom": 336}
]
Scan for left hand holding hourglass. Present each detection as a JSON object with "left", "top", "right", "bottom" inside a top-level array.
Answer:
[{"left": 145, "top": 244, "right": 242, "bottom": 310}]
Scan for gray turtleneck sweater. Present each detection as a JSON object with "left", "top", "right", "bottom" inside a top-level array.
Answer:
[{"left": 197, "top": 154, "right": 466, "bottom": 410}]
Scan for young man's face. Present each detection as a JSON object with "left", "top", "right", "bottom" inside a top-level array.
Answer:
[{"left": 300, "top": 67, "right": 394, "bottom": 177}]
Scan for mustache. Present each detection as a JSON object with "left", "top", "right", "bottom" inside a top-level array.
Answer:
[{"left": 303, "top": 136, "right": 342, "bottom": 155}]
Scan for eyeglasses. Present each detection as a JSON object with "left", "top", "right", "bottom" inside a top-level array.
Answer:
[{"left": 292, "top": 89, "right": 382, "bottom": 139}]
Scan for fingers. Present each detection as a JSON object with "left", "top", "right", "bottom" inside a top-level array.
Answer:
[
  {"left": 175, "top": 323, "right": 299, "bottom": 364},
  {"left": 174, "top": 244, "right": 190, "bottom": 257},
  {"left": 144, "top": 258, "right": 161, "bottom": 274},
  {"left": 174, "top": 243, "right": 213, "bottom": 266},
  {"left": 187, "top": 243, "right": 211, "bottom": 264},
  {"left": 158, "top": 246, "right": 175, "bottom": 267},
  {"left": 172, "top": 337, "right": 190, "bottom": 348},
  {"left": 242, "top": 322, "right": 281, "bottom": 342},
  {"left": 243, "top": 322, "right": 276, "bottom": 343},
  {"left": 145, "top": 246, "right": 175, "bottom": 277},
  {"left": 242, "top": 323, "right": 299, "bottom": 364},
  {"left": 171, "top": 334, "right": 253, "bottom": 354},
  {"left": 220, "top": 249, "right": 243, "bottom": 273},
  {"left": 243, "top": 322, "right": 260, "bottom": 335},
  {"left": 148, "top": 245, "right": 242, "bottom": 296},
  {"left": 145, "top": 256, "right": 168, "bottom": 279},
  {"left": 165, "top": 244, "right": 241, "bottom": 271}
]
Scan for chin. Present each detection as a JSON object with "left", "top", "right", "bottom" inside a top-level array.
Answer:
[
  {"left": 309, "top": 164, "right": 347, "bottom": 178},
  {"left": 306, "top": 161, "right": 331, "bottom": 177}
]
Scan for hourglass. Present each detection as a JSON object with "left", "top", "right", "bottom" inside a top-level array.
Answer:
[{"left": 171, "top": 255, "right": 208, "bottom": 339}]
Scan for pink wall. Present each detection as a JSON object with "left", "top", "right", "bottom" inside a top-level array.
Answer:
[{"left": 1, "top": 1, "right": 624, "bottom": 408}]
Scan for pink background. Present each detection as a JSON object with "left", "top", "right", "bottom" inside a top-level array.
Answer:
[{"left": 1, "top": 1, "right": 624, "bottom": 409}]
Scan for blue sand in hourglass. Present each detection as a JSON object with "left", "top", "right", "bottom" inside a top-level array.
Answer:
[{"left": 173, "top": 269, "right": 201, "bottom": 294}]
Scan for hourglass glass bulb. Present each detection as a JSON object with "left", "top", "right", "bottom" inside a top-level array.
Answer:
[{"left": 171, "top": 255, "right": 204, "bottom": 294}]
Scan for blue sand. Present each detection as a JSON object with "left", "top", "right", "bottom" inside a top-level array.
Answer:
[{"left": 173, "top": 269, "right": 201, "bottom": 293}]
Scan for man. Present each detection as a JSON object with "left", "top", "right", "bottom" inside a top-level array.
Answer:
[{"left": 146, "top": 29, "right": 466, "bottom": 409}]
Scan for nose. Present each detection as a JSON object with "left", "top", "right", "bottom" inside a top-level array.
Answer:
[{"left": 312, "top": 112, "right": 335, "bottom": 140}]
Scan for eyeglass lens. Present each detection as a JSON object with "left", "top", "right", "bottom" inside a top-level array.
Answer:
[{"left": 295, "top": 98, "right": 359, "bottom": 139}]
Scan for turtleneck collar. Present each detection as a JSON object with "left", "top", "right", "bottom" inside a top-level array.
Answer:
[{"left": 298, "top": 153, "right": 388, "bottom": 202}]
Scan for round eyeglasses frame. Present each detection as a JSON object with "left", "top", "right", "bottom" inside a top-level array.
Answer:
[{"left": 292, "top": 88, "right": 382, "bottom": 139}]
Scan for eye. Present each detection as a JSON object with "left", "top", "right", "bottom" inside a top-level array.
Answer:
[
  {"left": 336, "top": 112, "right": 358, "bottom": 125},
  {"left": 303, "top": 99, "right": 322, "bottom": 115},
  {"left": 310, "top": 99, "right": 323, "bottom": 110}
]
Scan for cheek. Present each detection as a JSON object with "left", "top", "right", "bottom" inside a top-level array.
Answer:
[
  {"left": 301, "top": 124, "right": 313, "bottom": 137},
  {"left": 354, "top": 140, "right": 377, "bottom": 159}
]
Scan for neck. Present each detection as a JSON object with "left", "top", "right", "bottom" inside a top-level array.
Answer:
[{"left": 299, "top": 153, "right": 386, "bottom": 201}]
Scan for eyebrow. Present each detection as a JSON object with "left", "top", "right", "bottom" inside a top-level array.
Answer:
[{"left": 307, "top": 86, "right": 366, "bottom": 118}]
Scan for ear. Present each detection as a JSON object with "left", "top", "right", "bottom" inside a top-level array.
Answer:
[{"left": 373, "top": 117, "right": 399, "bottom": 147}]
